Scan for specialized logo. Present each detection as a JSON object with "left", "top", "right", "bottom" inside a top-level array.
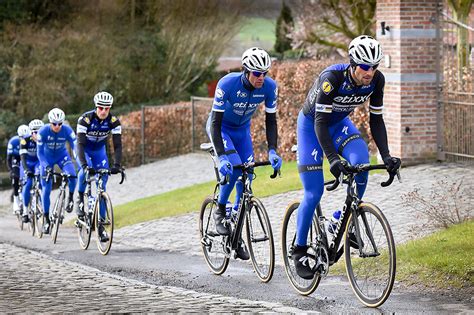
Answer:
[
  {"left": 274, "top": 87, "right": 278, "bottom": 97},
  {"left": 311, "top": 149, "right": 319, "bottom": 162},
  {"left": 322, "top": 80, "right": 333, "bottom": 95},
  {"left": 342, "top": 126, "right": 349, "bottom": 135},
  {"left": 299, "top": 256, "right": 309, "bottom": 267},
  {"left": 247, "top": 155, "right": 254, "bottom": 162},
  {"left": 215, "top": 87, "right": 224, "bottom": 99},
  {"left": 223, "top": 139, "right": 228, "bottom": 149},
  {"left": 342, "top": 81, "right": 353, "bottom": 91},
  {"left": 236, "top": 90, "right": 247, "bottom": 98}
]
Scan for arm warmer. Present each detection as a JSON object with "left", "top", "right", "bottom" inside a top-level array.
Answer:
[
  {"left": 20, "top": 154, "right": 28, "bottom": 171},
  {"left": 369, "top": 113, "right": 390, "bottom": 159},
  {"left": 112, "top": 134, "right": 122, "bottom": 166},
  {"left": 6, "top": 154, "right": 12, "bottom": 171},
  {"left": 265, "top": 112, "right": 278, "bottom": 151},
  {"left": 210, "top": 111, "right": 226, "bottom": 157},
  {"left": 76, "top": 133, "right": 87, "bottom": 167}
]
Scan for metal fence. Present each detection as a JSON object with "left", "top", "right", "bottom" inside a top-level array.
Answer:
[
  {"left": 438, "top": 3, "right": 474, "bottom": 163},
  {"left": 120, "top": 98, "right": 213, "bottom": 167}
]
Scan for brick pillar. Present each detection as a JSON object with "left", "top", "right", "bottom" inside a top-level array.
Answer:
[{"left": 377, "top": 0, "right": 440, "bottom": 164}]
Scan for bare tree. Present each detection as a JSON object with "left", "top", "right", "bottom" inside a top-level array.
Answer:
[{"left": 288, "top": 0, "right": 376, "bottom": 56}]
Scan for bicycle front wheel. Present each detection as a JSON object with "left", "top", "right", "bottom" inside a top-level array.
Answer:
[
  {"left": 77, "top": 193, "right": 92, "bottom": 250},
  {"left": 51, "top": 190, "right": 65, "bottom": 244},
  {"left": 245, "top": 197, "right": 274, "bottom": 283},
  {"left": 33, "top": 192, "right": 44, "bottom": 239},
  {"left": 344, "top": 202, "right": 396, "bottom": 308},
  {"left": 28, "top": 201, "right": 35, "bottom": 236},
  {"left": 95, "top": 192, "right": 114, "bottom": 255},
  {"left": 281, "top": 201, "right": 321, "bottom": 295},
  {"left": 199, "top": 196, "right": 229, "bottom": 275}
]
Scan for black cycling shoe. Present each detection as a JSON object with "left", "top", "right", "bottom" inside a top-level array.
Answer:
[
  {"left": 235, "top": 240, "right": 250, "bottom": 260},
  {"left": 22, "top": 214, "right": 29, "bottom": 223},
  {"left": 292, "top": 245, "right": 315, "bottom": 280},
  {"left": 213, "top": 208, "right": 231, "bottom": 235},
  {"left": 43, "top": 216, "right": 51, "bottom": 234},
  {"left": 65, "top": 199, "right": 74, "bottom": 213},
  {"left": 98, "top": 223, "right": 109, "bottom": 243}
]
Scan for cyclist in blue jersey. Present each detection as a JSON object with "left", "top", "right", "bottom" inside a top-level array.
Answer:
[
  {"left": 293, "top": 35, "right": 402, "bottom": 279},
  {"left": 7, "top": 125, "right": 30, "bottom": 215},
  {"left": 206, "top": 47, "right": 282, "bottom": 260},
  {"left": 37, "top": 108, "right": 77, "bottom": 234},
  {"left": 19, "top": 119, "right": 44, "bottom": 223},
  {"left": 75, "top": 91, "right": 122, "bottom": 243}
]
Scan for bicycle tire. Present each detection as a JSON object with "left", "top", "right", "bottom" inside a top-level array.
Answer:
[
  {"left": 245, "top": 197, "right": 275, "bottom": 283},
  {"left": 95, "top": 192, "right": 114, "bottom": 255},
  {"left": 33, "top": 191, "right": 44, "bottom": 239},
  {"left": 16, "top": 212, "right": 24, "bottom": 231},
  {"left": 28, "top": 200, "right": 35, "bottom": 236},
  {"left": 199, "top": 196, "right": 229, "bottom": 275},
  {"left": 281, "top": 201, "right": 322, "bottom": 296},
  {"left": 51, "top": 190, "right": 64, "bottom": 244},
  {"left": 344, "top": 202, "right": 396, "bottom": 308},
  {"left": 77, "top": 192, "right": 92, "bottom": 250}
]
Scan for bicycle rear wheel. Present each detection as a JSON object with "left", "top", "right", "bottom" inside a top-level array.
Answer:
[
  {"left": 77, "top": 193, "right": 92, "bottom": 250},
  {"left": 281, "top": 201, "right": 322, "bottom": 295},
  {"left": 28, "top": 201, "right": 35, "bottom": 236},
  {"left": 345, "top": 202, "right": 396, "bottom": 308},
  {"left": 95, "top": 192, "right": 114, "bottom": 255},
  {"left": 33, "top": 192, "right": 44, "bottom": 239},
  {"left": 51, "top": 190, "right": 65, "bottom": 244},
  {"left": 245, "top": 197, "right": 274, "bottom": 283},
  {"left": 199, "top": 196, "right": 229, "bottom": 275}
]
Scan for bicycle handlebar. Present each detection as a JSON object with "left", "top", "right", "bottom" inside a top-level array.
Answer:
[
  {"left": 326, "top": 163, "right": 401, "bottom": 191},
  {"left": 219, "top": 160, "right": 280, "bottom": 185},
  {"left": 84, "top": 168, "right": 126, "bottom": 185}
]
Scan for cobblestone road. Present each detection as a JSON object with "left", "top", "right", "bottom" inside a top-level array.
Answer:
[
  {"left": 115, "top": 162, "right": 474, "bottom": 266},
  {"left": 0, "top": 243, "right": 304, "bottom": 313}
]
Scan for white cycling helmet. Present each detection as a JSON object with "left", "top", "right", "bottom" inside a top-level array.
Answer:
[
  {"left": 348, "top": 35, "right": 383, "bottom": 66},
  {"left": 48, "top": 108, "right": 66, "bottom": 124},
  {"left": 241, "top": 47, "right": 272, "bottom": 72},
  {"left": 94, "top": 91, "right": 114, "bottom": 107},
  {"left": 17, "top": 124, "right": 31, "bottom": 138},
  {"left": 28, "top": 119, "right": 44, "bottom": 132}
]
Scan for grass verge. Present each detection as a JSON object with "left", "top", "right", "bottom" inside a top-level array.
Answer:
[{"left": 331, "top": 220, "right": 473, "bottom": 290}]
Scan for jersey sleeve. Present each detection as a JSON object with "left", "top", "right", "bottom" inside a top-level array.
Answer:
[
  {"left": 110, "top": 116, "right": 122, "bottom": 135},
  {"left": 77, "top": 114, "right": 90, "bottom": 134},
  {"left": 313, "top": 71, "right": 339, "bottom": 114},
  {"left": 7, "top": 139, "right": 14, "bottom": 155},
  {"left": 369, "top": 72, "right": 385, "bottom": 115},
  {"left": 211, "top": 78, "right": 229, "bottom": 113},
  {"left": 19, "top": 139, "right": 28, "bottom": 156},
  {"left": 264, "top": 79, "right": 278, "bottom": 114}
]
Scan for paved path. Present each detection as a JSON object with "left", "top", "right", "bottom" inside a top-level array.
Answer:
[
  {"left": 0, "top": 243, "right": 303, "bottom": 313},
  {"left": 115, "top": 162, "right": 474, "bottom": 266}
]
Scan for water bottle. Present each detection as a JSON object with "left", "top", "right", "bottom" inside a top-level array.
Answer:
[{"left": 328, "top": 210, "right": 342, "bottom": 234}]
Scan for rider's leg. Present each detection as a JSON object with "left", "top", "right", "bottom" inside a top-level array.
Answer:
[
  {"left": 296, "top": 111, "right": 325, "bottom": 246},
  {"left": 11, "top": 162, "right": 21, "bottom": 213},
  {"left": 59, "top": 155, "right": 77, "bottom": 213},
  {"left": 90, "top": 149, "right": 109, "bottom": 220},
  {"left": 22, "top": 164, "right": 33, "bottom": 209},
  {"left": 232, "top": 124, "right": 254, "bottom": 211},
  {"left": 75, "top": 151, "right": 92, "bottom": 217},
  {"left": 332, "top": 117, "right": 369, "bottom": 199},
  {"left": 40, "top": 164, "right": 53, "bottom": 216},
  {"left": 294, "top": 111, "right": 325, "bottom": 279}
]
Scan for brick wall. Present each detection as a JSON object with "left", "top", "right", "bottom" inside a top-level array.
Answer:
[{"left": 377, "top": 0, "right": 440, "bottom": 164}]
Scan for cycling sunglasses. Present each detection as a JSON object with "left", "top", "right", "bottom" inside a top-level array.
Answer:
[
  {"left": 96, "top": 106, "right": 110, "bottom": 111},
  {"left": 358, "top": 64, "right": 379, "bottom": 71},
  {"left": 52, "top": 122, "right": 63, "bottom": 126},
  {"left": 251, "top": 70, "right": 268, "bottom": 77}
]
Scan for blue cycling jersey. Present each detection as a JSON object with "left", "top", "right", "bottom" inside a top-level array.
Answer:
[
  {"left": 212, "top": 72, "right": 278, "bottom": 127},
  {"left": 302, "top": 63, "right": 384, "bottom": 125},
  {"left": 7, "top": 136, "right": 20, "bottom": 156},
  {"left": 76, "top": 110, "right": 122, "bottom": 150},
  {"left": 37, "top": 124, "right": 76, "bottom": 163},
  {"left": 20, "top": 136, "right": 39, "bottom": 163}
]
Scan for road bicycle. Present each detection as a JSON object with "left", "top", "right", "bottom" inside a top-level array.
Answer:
[
  {"left": 282, "top": 160, "right": 401, "bottom": 308},
  {"left": 25, "top": 173, "right": 44, "bottom": 238},
  {"left": 46, "top": 170, "right": 76, "bottom": 244},
  {"left": 76, "top": 168, "right": 125, "bottom": 255},
  {"left": 199, "top": 143, "right": 278, "bottom": 283}
]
